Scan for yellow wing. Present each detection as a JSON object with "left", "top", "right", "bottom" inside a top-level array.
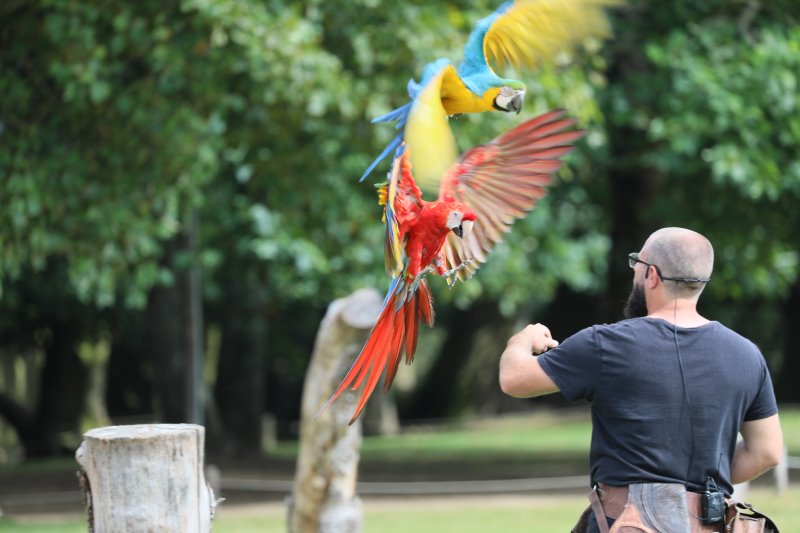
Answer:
[
  {"left": 484, "top": 0, "right": 621, "bottom": 74},
  {"left": 404, "top": 65, "right": 460, "bottom": 190}
]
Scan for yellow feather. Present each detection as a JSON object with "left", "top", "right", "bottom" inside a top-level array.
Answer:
[
  {"left": 405, "top": 67, "right": 459, "bottom": 191},
  {"left": 484, "top": 0, "right": 622, "bottom": 73}
]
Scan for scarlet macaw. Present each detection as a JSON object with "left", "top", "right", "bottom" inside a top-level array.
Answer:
[
  {"left": 326, "top": 110, "right": 583, "bottom": 423},
  {"left": 359, "top": 0, "right": 618, "bottom": 185}
]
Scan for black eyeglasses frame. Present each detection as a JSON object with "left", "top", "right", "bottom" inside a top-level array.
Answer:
[{"left": 627, "top": 252, "right": 710, "bottom": 284}]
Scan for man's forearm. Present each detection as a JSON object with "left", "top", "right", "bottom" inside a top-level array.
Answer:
[
  {"left": 498, "top": 324, "right": 560, "bottom": 398},
  {"left": 730, "top": 438, "right": 782, "bottom": 485}
]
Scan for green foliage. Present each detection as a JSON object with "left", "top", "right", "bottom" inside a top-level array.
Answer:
[
  {"left": 643, "top": 19, "right": 800, "bottom": 300},
  {"left": 1, "top": 0, "right": 612, "bottom": 312}
]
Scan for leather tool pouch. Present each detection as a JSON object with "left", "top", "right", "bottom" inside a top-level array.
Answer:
[{"left": 725, "top": 499, "right": 779, "bottom": 533}]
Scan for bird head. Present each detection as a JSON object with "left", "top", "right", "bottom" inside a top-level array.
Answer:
[
  {"left": 445, "top": 206, "right": 477, "bottom": 239},
  {"left": 493, "top": 86, "right": 525, "bottom": 114}
]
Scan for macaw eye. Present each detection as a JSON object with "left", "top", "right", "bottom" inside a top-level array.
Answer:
[{"left": 499, "top": 86, "right": 516, "bottom": 97}]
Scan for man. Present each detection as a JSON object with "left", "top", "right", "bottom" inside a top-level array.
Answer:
[{"left": 499, "top": 227, "right": 783, "bottom": 532}]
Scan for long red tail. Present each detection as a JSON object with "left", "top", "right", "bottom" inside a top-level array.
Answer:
[{"left": 319, "top": 277, "right": 434, "bottom": 424}]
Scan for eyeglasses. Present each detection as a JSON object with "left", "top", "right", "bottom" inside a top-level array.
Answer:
[{"left": 627, "top": 252, "right": 710, "bottom": 283}]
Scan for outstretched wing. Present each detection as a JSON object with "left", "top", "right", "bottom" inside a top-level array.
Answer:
[
  {"left": 438, "top": 109, "right": 583, "bottom": 281},
  {"left": 381, "top": 149, "right": 424, "bottom": 277},
  {"left": 460, "top": 0, "right": 620, "bottom": 80}
]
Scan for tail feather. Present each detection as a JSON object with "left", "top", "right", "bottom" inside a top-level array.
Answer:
[
  {"left": 319, "top": 277, "right": 434, "bottom": 424},
  {"left": 350, "top": 296, "right": 397, "bottom": 391},
  {"left": 417, "top": 279, "right": 435, "bottom": 328},
  {"left": 384, "top": 294, "right": 415, "bottom": 391},
  {"left": 382, "top": 310, "right": 407, "bottom": 392},
  {"left": 403, "top": 294, "right": 420, "bottom": 366}
]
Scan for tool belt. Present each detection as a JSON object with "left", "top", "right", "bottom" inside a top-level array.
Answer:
[{"left": 571, "top": 482, "right": 779, "bottom": 533}]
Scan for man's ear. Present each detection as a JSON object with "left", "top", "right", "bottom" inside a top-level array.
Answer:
[{"left": 645, "top": 266, "right": 659, "bottom": 289}]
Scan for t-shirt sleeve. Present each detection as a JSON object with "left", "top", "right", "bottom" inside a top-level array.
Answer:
[
  {"left": 743, "top": 357, "right": 779, "bottom": 421},
  {"left": 536, "top": 326, "right": 601, "bottom": 403}
]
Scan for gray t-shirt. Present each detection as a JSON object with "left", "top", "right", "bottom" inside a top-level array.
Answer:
[{"left": 537, "top": 317, "right": 778, "bottom": 495}]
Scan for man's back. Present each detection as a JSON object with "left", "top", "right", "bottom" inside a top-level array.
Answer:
[{"left": 537, "top": 317, "right": 778, "bottom": 494}]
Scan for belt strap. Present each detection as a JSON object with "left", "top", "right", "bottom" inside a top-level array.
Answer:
[{"left": 589, "top": 487, "right": 610, "bottom": 533}]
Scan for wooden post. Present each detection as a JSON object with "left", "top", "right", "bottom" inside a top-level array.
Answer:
[
  {"left": 288, "top": 288, "right": 382, "bottom": 533},
  {"left": 75, "top": 424, "right": 218, "bottom": 532}
]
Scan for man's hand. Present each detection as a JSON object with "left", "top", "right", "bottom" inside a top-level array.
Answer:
[
  {"left": 506, "top": 323, "right": 559, "bottom": 355},
  {"left": 499, "top": 323, "right": 560, "bottom": 398}
]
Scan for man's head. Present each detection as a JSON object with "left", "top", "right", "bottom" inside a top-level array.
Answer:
[{"left": 624, "top": 227, "right": 714, "bottom": 318}]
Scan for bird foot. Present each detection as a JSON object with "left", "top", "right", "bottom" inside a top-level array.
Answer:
[
  {"left": 409, "top": 266, "right": 435, "bottom": 293},
  {"left": 444, "top": 259, "right": 476, "bottom": 288}
]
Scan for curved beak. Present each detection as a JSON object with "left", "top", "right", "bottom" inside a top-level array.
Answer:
[
  {"left": 452, "top": 220, "right": 474, "bottom": 239},
  {"left": 508, "top": 92, "right": 524, "bottom": 114}
]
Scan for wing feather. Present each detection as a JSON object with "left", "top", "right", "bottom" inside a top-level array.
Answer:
[
  {"left": 383, "top": 151, "right": 423, "bottom": 277},
  {"left": 483, "top": 0, "right": 621, "bottom": 75},
  {"left": 438, "top": 109, "right": 583, "bottom": 281}
]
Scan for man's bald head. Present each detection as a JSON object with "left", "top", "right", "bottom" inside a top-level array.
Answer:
[{"left": 641, "top": 227, "right": 713, "bottom": 298}]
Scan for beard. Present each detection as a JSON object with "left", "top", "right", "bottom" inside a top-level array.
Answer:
[{"left": 623, "top": 282, "right": 648, "bottom": 319}]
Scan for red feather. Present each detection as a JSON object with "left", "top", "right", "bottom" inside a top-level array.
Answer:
[
  {"left": 321, "top": 279, "right": 435, "bottom": 424},
  {"left": 321, "top": 110, "right": 583, "bottom": 424}
]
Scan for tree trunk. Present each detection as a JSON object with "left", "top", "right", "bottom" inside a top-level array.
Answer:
[
  {"left": 598, "top": 6, "right": 666, "bottom": 322},
  {"left": 80, "top": 338, "right": 112, "bottom": 429},
  {"left": 288, "top": 287, "right": 382, "bottom": 533},
  {"left": 214, "top": 271, "right": 265, "bottom": 456},
  {"left": 776, "top": 272, "right": 800, "bottom": 402},
  {"left": 106, "top": 311, "right": 153, "bottom": 419},
  {"left": 76, "top": 423, "right": 217, "bottom": 532},
  {"left": 31, "top": 320, "right": 88, "bottom": 456},
  {"left": 147, "top": 277, "right": 186, "bottom": 422},
  {"left": 146, "top": 233, "right": 203, "bottom": 424}
]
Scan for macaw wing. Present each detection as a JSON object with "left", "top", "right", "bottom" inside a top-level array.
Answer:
[
  {"left": 476, "top": 0, "right": 619, "bottom": 76},
  {"left": 382, "top": 149, "right": 424, "bottom": 277},
  {"left": 404, "top": 63, "right": 460, "bottom": 191},
  {"left": 438, "top": 109, "right": 584, "bottom": 282}
]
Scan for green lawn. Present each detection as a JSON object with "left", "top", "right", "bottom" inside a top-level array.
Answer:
[
  {"left": 273, "top": 406, "right": 800, "bottom": 462},
  {"left": 1, "top": 406, "right": 797, "bottom": 532},
  {"left": 4, "top": 487, "right": 797, "bottom": 532}
]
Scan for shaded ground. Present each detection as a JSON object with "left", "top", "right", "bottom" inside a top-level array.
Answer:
[{"left": 0, "top": 451, "right": 590, "bottom": 518}]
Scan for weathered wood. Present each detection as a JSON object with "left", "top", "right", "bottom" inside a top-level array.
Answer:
[
  {"left": 288, "top": 288, "right": 382, "bottom": 533},
  {"left": 76, "top": 423, "right": 218, "bottom": 532}
]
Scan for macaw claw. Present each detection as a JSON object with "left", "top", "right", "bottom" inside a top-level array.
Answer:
[
  {"left": 444, "top": 258, "right": 476, "bottom": 288},
  {"left": 409, "top": 266, "right": 436, "bottom": 294}
]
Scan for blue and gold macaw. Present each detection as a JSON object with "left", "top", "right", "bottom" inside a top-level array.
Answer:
[{"left": 360, "top": 0, "right": 619, "bottom": 185}]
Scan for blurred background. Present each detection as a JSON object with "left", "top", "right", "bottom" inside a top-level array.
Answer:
[{"left": 0, "top": 0, "right": 798, "bottom": 485}]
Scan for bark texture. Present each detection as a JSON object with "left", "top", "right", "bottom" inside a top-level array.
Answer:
[
  {"left": 75, "top": 424, "right": 217, "bottom": 533},
  {"left": 288, "top": 288, "right": 382, "bottom": 533}
]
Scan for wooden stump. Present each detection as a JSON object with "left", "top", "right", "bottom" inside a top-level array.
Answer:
[
  {"left": 288, "top": 288, "right": 382, "bottom": 533},
  {"left": 76, "top": 424, "right": 217, "bottom": 532}
]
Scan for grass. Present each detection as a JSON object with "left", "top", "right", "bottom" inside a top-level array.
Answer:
[
  {"left": 1, "top": 406, "right": 798, "bottom": 531},
  {"left": 4, "top": 488, "right": 797, "bottom": 532},
  {"left": 272, "top": 406, "right": 800, "bottom": 462},
  {"left": 271, "top": 410, "right": 594, "bottom": 463}
]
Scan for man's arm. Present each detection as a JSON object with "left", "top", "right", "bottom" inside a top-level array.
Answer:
[
  {"left": 730, "top": 414, "right": 783, "bottom": 485},
  {"left": 499, "top": 323, "right": 560, "bottom": 398}
]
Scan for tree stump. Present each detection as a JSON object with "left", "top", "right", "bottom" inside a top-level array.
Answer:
[
  {"left": 75, "top": 424, "right": 218, "bottom": 532},
  {"left": 288, "top": 287, "right": 382, "bottom": 533}
]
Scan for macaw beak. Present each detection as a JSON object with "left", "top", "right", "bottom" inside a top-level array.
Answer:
[
  {"left": 508, "top": 92, "right": 524, "bottom": 114},
  {"left": 452, "top": 220, "right": 474, "bottom": 239}
]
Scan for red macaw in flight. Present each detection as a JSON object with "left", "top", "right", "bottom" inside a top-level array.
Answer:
[{"left": 324, "top": 110, "right": 583, "bottom": 423}]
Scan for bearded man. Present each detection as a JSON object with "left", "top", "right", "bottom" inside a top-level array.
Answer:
[{"left": 499, "top": 227, "right": 783, "bottom": 532}]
